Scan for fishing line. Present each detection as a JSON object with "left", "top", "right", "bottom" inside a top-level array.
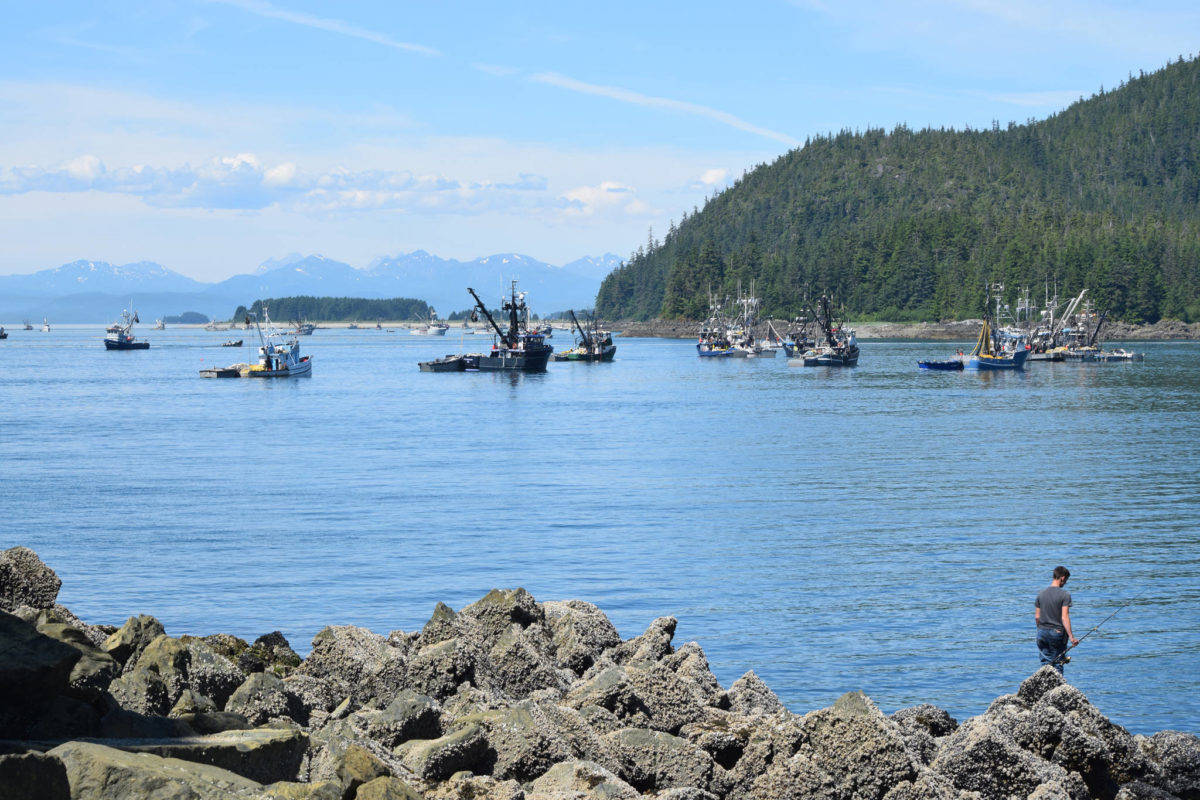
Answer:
[{"left": 1053, "top": 587, "right": 1152, "bottom": 666}]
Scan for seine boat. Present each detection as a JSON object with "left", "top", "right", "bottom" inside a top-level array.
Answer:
[
  {"left": 465, "top": 282, "right": 553, "bottom": 372},
  {"left": 791, "top": 294, "right": 859, "bottom": 367},
  {"left": 104, "top": 306, "right": 150, "bottom": 350},
  {"left": 222, "top": 339, "right": 243, "bottom": 347},
  {"left": 41, "top": 318, "right": 50, "bottom": 332},
  {"left": 965, "top": 288, "right": 1029, "bottom": 370},
  {"left": 552, "top": 310, "right": 616, "bottom": 362}
]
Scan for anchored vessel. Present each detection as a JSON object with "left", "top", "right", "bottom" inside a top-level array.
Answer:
[
  {"left": 0, "top": 326, "right": 7, "bottom": 340},
  {"left": 247, "top": 309, "right": 313, "bottom": 376},
  {"left": 553, "top": 310, "right": 615, "bottom": 362},
  {"left": 966, "top": 284, "right": 1030, "bottom": 370},
  {"left": 41, "top": 318, "right": 50, "bottom": 332},
  {"left": 465, "top": 282, "right": 553, "bottom": 371},
  {"left": 790, "top": 295, "right": 859, "bottom": 366},
  {"left": 104, "top": 306, "right": 150, "bottom": 350}
]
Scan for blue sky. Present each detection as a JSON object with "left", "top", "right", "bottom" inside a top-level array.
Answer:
[{"left": 1, "top": 1, "right": 1196, "bottom": 280}]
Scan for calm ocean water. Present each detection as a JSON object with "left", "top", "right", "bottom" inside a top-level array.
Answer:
[{"left": 2, "top": 325, "right": 1197, "bottom": 733}]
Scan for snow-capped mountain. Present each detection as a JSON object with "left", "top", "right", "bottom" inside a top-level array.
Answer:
[
  {"left": 0, "top": 251, "right": 621, "bottom": 321},
  {"left": 0, "top": 259, "right": 204, "bottom": 297}
]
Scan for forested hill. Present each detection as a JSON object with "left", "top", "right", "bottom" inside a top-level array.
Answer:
[
  {"left": 596, "top": 55, "right": 1200, "bottom": 323},
  {"left": 233, "top": 296, "right": 432, "bottom": 322}
]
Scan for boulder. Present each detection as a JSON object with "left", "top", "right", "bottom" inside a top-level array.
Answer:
[
  {"left": 1141, "top": 731, "right": 1200, "bottom": 800},
  {"left": 1115, "top": 780, "right": 1186, "bottom": 800},
  {"left": 49, "top": 740, "right": 265, "bottom": 799},
  {"left": 0, "top": 611, "right": 82, "bottom": 738},
  {"left": 406, "top": 638, "right": 477, "bottom": 700},
  {"left": 127, "top": 634, "right": 245, "bottom": 709},
  {"left": 891, "top": 705, "right": 958, "bottom": 765},
  {"left": 466, "top": 704, "right": 573, "bottom": 783},
  {"left": 203, "top": 633, "right": 250, "bottom": 662},
  {"left": 108, "top": 666, "right": 172, "bottom": 716},
  {"left": 282, "top": 674, "right": 341, "bottom": 725},
  {"left": 361, "top": 690, "right": 442, "bottom": 748},
  {"left": 226, "top": 671, "right": 295, "bottom": 726},
  {"left": 299, "top": 625, "right": 408, "bottom": 706},
  {"left": 354, "top": 776, "right": 426, "bottom": 800},
  {"left": 1018, "top": 666, "right": 1067, "bottom": 705},
  {"left": 240, "top": 631, "right": 303, "bottom": 674},
  {"left": 664, "top": 643, "right": 724, "bottom": 703},
  {"left": 103, "top": 615, "right": 166, "bottom": 666},
  {"left": 526, "top": 759, "right": 639, "bottom": 800},
  {"left": 622, "top": 662, "right": 711, "bottom": 733},
  {"left": 750, "top": 691, "right": 918, "bottom": 800},
  {"left": 99, "top": 707, "right": 195, "bottom": 738},
  {"left": 425, "top": 772, "right": 523, "bottom": 800},
  {"left": 605, "top": 727, "right": 716, "bottom": 793},
  {"left": 460, "top": 589, "right": 543, "bottom": 642},
  {"left": 610, "top": 617, "right": 677, "bottom": 667},
  {"left": 931, "top": 716, "right": 1087, "bottom": 800},
  {"left": 415, "top": 602, "right": 460, "bottom": 649},
  {"left": 0, "top": 751, "right": 70, "bottom": 800},
  {"left": 307, "top": 718, "right": 406, "bottom": 787},
  {"left": 101, "top": 727, "right": 309, "bottom": 784},
  {"left": 263, "top": 780, "right": 344, "bottom": 799},
  {"left": 483, "top": 623, "right": 566, "bottom": 697},
  {"left": 542, "top": 600, "right": 621, "bottom": 674},
  {"left": 36, "top": 620, "right": 119, "bottom": 698},
  {"left": 399, "top": 723, "right": 491, "bottom": 781},
  {"left": 336, "top": 744, "right": 391, "bottom": 798},
  {"left": 0, "top": 546, "right": 61, "bottom": 612},
  {"left": 726, "top": 671, "right": 784, "bottom": 717}
]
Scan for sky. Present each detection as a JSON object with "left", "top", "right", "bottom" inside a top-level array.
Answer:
[{"left": 0, "top": 1, "right": 1197, "bottom": 281}]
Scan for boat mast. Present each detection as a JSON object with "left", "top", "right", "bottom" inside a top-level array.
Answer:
[
  {"left": 467, "top": 287, "right": 507, "bottom": 343},
  {"left": 569, "top": 309, "right": 590, "bottom": 349}
]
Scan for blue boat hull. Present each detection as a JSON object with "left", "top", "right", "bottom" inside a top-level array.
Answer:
[
  {"left": 966, "top": 349, "right": 1030, "bottom": 370},
  {"left": 918, "top": 360, "right": 964, "bottom": 371}
]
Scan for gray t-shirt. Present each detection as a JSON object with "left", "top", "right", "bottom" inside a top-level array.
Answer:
[{"left": 1036, "top": 585, "right": 1073, "bottom": 631}]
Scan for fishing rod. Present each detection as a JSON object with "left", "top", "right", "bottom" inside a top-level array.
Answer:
[{"left": 1053, "top": 588, "right": 1151, "bottom": 666}]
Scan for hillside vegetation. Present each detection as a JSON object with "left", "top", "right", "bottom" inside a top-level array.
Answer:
[
  {"left": 597, "top": 55, "right": 1200, "bottom": 322},
  {"left": 233, "top": 296, "right": 432, "bottom": 322}
]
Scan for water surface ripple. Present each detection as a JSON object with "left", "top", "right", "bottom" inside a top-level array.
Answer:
[{"left": 2, "top": 327, "right": 1196, "bottom": 733}]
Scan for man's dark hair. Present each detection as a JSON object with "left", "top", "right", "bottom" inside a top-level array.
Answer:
[{"left": 1053, "top": 566, "right": 1071, "bottom": 580}]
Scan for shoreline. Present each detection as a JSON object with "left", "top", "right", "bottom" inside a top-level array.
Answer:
[
  {"left": 606, "top": 318, "right": 1200, "bottom": 341},
  {"left": 3, "top": 545, "right": 1197, "bottom": 800}
]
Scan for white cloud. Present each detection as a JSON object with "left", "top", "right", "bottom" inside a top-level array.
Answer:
[
  {"left": 560, "top": 181, "right": 654, "bottom": 219},
  {"left": 472, "top": 62, "right": 520, "bottom": 77},
  {"left": 206, "top": 0, "right": 439, "bottom": 57},
  {"left": 530, "top": 72, "right": 800, "bottom": 147},
  {"left": 699, "top": 168, "right": 729, "bottom": 186}
]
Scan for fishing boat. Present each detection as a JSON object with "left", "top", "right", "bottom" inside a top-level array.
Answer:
[
  {"left": 0, "top": 326, "right": 7, "bottom": 339},
  {"left": 918, "top": 359, "right": 964, "bottom": 371},
  {"left": 965, "top": 285, "right": 1030, "bottom": 370},
  {"left": 153, "top": 318, "right": 165, "bottom": 330},
  {"left": 244, "top": 308, "right": 313, "bottom": 377},
  {"left": 1092, "top": 348, "right": 1145, "bottom": 362},
  {"left": 696, "top": 298, "right": 740, "bottom": 357},
  {"left": 348, "top": 323, "right": 359, "bottom": 329},
  {"left": 222, "top": 339, "right": 243, "bottom": 347},
  {"left": 553, "top": 310, "right": 616, "bottom": 362},
  {"left": 465, "top": 282, "right": 554, "bottom": 371},
  {"left": 790, "top": 295, "right": 859, "bottom": 367},
  {"left": 199, "top": 366, "right": 242, "bottom": 378},
  {"left": 22, "top": 320, "right": 33, "bottom": 331},
  {"left": 290, "top": 318, "right": 315, "bottom": 336},
  {"left": 41, "top": 317, "right": 50, "bottom": 332},
  {"left": 103, "top": 306, "right": 150, "bottom": 350}
]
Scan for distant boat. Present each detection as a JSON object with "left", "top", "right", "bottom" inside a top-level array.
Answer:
[
  {"left": 104, "top": 305, "right": 149, "bottom": 350},
  {"left": 153, "top": 318, "right": 165, "bottom": 330},
  {"left": 552, "top": 310, "right": 616, "bottom": 362},
  {"left": 464, "top": 281, "right": 553, "bottom": 371},
  {"left": 222, "top": 339, "right": 243, "bottom": 347},
  {"left": 789, "top": 295, "right": 859, "bottom": 367},
  {"left": 23, "top": 320, "right": 33, "bottom": 331},
  {"left": 419, "top": 354, "right": 470, "bottom": 372},
  {"left": 966, "top": 286, "right": 1029, "bottom": 370},
  {"left": 41, "top": 317, "right": 50, "bottom": 332},
  {"left": 0, "top": 326, "right": 7, "bottom": 340},
  {"left": 348, "top": 323, "right": 359, "bottom": 329},
  {"left": 245, "top": 308, "right": 312, "bottom": 377}
]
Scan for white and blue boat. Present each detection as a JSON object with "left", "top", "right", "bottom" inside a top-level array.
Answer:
[{"left": 246, "top": 307, "right": 313, "bottom": 377}]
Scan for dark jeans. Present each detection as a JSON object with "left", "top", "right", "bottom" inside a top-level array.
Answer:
[{"left": 1037, "top": 627, "right": 1068, "bottom": 673}]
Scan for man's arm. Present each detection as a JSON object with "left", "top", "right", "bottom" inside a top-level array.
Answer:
[
  {"left": 1062, "top": 606, "right": 1079, "bottom": 646},
  {"left": 1034, "top": 606, "right": 1041, "bottom": 625}
]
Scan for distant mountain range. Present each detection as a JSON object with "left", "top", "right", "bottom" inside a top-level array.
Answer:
[{"left": 0, "top": 252, "right": 622, "bottom": 322}]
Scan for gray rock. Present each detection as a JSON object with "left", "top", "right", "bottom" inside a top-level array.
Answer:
[
  {"left": 99, "top": 706, "right": 195, "bottom": 738},
  {"left": 0, "top": 546, "right": 61, "bottom": 612},
  {"left": 426, "top": 772, "right": 524, "bottom": 800},
  {"left": 610, "top": 617, "right": 676, "bottom": 667},
  {"left": 399, "top": 723, "right": 491, "bottom": 781},
  {"left": 1018, "top": 666, "right": 1067, "bottom": 705},
  {"left": 108, "top": 666, "right": 172, "bottom": 716},
  {"left": 99, "top": 727, "right": 309, "bottom": 784},
  {"left": 664, "top": 643, "right": 724, "bottom": 703},
  {"left": 543, "top": 600, "right": 621, "bottom": 674},
  {"left": 622, "top": 662, "right": 711, "bottom": 733},
  {"left": 407, "top": 638, "right": 477, "bottom": 700},
  {"left": 1141, "top": 731, "right": 1200, "bottom": 800},
  {"left": 103, "top": 615, "right": 165, "bottom": 666},
  {"left": 281, "top": 674, "right": 341, "bottom": 724},
  {"left": 526, "top": 759, "right": 638, "bottom": 800},
  {"left": 261, "top": 780, "right": 345, "bottom": 799},
  {"left": 726, "top": 671, "right": 785, "bottom": 717},
  {"left": 334, "top": 743, "right": 391, "bottom": 798},
  {"left": 362, "top": 690, "right": 442, "bottom": 748},
  {"left": 891, "top": 705, "right": 958, "bottom": 765},
  {"left": 468, "top": 704, "right": 574, "bottom": 782},
  {"left": 1116, "top": 780, "right": 1185, "bottom": 800},
  {"left": 49, "top": 740, "right": 265, "bottom": 799},
  {"left": 127, "top": 634, "right": 245, "bottom": 709},
  {"left": 0, "top": 751, "right": 70, "bottom": 800},
  {"left": 203, "top": 632, "right": 250, "bottom": 662},
  {"left": 299, "top": 625, "right": 408, "bottom": 706},
  {"left": 240, "top": 631, "right": 302, "bottom": 674},
  {"left": 36, "top": 620, "right": 119, "bottom": 699},
  {"left": 416, "top": 602, "right": 460, "bottom": 649},
  {"left": 460, "top": 589, "right": 544, "bottom": 642},
  {"left": 484, "top": 622, "right": 567, "bottom": 698},
  {"left": 355, "top": 775, "right": 426, "bottom": 800},
  {"left": 0, "top": 611, "right": 82, "bottom": 738},
  {"left": 605, "top": 727, "right": 716, "bottom": 793},
  {"left": 226, "top": 671, "right": 295, "bottom": 726},
  {"left": 931, "top": 716, "right": 1086, "bottom": 800}
]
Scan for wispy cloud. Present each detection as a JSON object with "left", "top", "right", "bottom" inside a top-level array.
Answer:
[
  {"left": 989, "top": 89, "right": 1085, "bottom": 108},
  {"left": 530, "top": 72, "right": 800, "bottom": 147},
  {"left": 205, "top": 0, "right": 439, "bottom": 57}
]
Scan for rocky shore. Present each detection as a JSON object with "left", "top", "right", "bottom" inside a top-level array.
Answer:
[
  {"left": 609, "top": 318, "right": 1200, "bottom": 341},
  {"left": 2, "top": 546, "right": 1197, "bottom": 800}
]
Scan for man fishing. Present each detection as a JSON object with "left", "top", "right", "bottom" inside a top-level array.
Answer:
[{"left": 1035, "top": 566, "right": 1079, "bottom": 673}]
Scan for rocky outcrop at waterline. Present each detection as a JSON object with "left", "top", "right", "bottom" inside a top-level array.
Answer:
[{"left": 1, "top": 546, "right": 1197, "bottom": 800}]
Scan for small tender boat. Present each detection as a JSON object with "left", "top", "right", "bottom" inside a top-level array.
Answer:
[
  {"left": 104, "top": 306, "right": 150, "bottom": 350},
  {"left": 222, "top": 339, "right": 243, "bottom": 347},
  {"left": 418, "top": 355, "right": 469, "bottom": 372},
  {"left": 918, "top": 359, "right": 964, "bottom": 371},
  {"left": 199, "top": 366, "right": 243, "bottom": 378},
  {"left": 1093, "top": 348, "right": 1145, "bottom": 362}
]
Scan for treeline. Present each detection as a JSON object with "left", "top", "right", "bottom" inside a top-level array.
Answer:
[
  {"left": 232, "top": 296, "right": 432, "bottom": 322},
  {"left": 597, "top": 55, "right": 1200, "bottom": 323}
]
